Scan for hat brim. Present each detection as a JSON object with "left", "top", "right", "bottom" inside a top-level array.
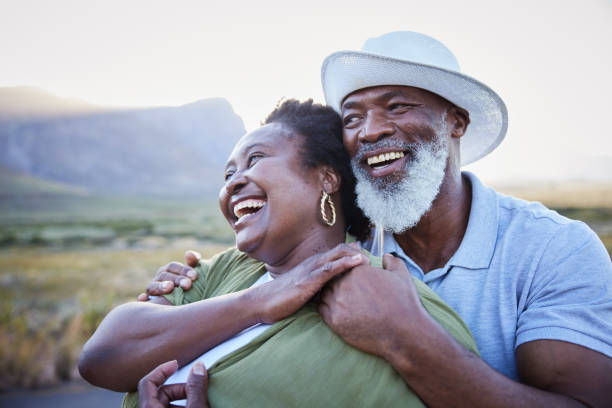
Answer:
[{"left": 321, "top": 51, "right": 508, "bottom": 165}]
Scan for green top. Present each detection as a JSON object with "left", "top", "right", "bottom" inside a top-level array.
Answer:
[{"left": 123, "top": 245, "right": 478, "bottom": 408}]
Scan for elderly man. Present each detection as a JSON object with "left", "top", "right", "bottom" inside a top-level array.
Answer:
[
  {"left": 145, "top": 32, "right": 611, "bottom": 406},
  {"left": 316, "top": 31, "right": 612, "bottom": 406}
]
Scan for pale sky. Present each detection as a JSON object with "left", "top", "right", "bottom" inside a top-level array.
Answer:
[{"left": 1, "top": 0, "right": 611, "bottom": 183}]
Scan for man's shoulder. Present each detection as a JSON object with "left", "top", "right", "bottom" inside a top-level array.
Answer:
[
  {"left": 487, "top": 188, "right": 607, "bottom": 266},
  {"left": 467, "top": 173, "right": 602, "bottom": 258},
  {"left": 495, "top": 190, "right": 570, "bottom": 226},
  {"left": 470, "top": 174, "right": 587, "bottom": 235}
]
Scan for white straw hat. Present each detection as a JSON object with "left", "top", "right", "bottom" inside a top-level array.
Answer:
[{"left": 321, "top": 31, "right": 508, "bottom": 165}]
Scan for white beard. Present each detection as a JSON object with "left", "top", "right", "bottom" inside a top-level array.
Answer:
[{"left": 351, "top": 122, "right": 449, "bottom": 234}]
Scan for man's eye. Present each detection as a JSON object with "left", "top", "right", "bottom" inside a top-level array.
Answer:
[{"left": 389, "top": 103, "right": 417, "bottom": 112}]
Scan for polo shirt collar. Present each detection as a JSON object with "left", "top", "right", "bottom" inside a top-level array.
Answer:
[
  {"left": 447, "top": 171, "right": 498, "bottom": 270},
  {"left": 375, "top": 172, "right": 498, "bottom": 278}
]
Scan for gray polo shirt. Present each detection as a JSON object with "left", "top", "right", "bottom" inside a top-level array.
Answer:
[{"left": 366, "top": 172, "right": 612, "bottom": 380}]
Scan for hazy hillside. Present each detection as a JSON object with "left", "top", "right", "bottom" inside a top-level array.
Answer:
[
  {"left": 0, "top": 166, "right": 84, "bottom": 194},
  {"left": 0, "top": 87, "right": 107, "bottom": 119},
  {"left": 0, "top": 88, "right": 246, "bottom": 195}
]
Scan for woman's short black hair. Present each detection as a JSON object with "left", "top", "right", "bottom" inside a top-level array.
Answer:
[{"left": 264, "top": 99, "right": 370, "bottom": 241}]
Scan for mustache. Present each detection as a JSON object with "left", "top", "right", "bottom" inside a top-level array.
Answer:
[{"left": 352, "top": 139, "right": 420, "bottom": 164}]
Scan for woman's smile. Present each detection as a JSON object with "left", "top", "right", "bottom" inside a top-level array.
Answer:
[
  {"left": 233, "top": 198, "right": 267, "bottom": 220},
  {"left": 232, "top": 197, "right": 267, "bottom": 227}
]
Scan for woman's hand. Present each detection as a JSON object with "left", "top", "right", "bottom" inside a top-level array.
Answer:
[
  {"left": 137, "top": 251, "right": 201, "bottom": 301},
  {"left": 138, "top": 360, "right": 209, "bottom": 408},
  {"left": 250, "top": 243, "right": 370, "bottom": 323}
]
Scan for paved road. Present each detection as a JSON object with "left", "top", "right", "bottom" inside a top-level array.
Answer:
[{"left": 0, "top": 379, "right": 124, "bottom": 408}]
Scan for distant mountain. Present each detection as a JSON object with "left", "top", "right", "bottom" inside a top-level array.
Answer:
[
  {"left": 0, "top": 88, "right": 246, "bottom": 195},
  {"left": 0, "top": 166, "right": 87, "bottom": 196},
  {"left": 0, "top": 87, "right": 108, "bottom": 119}
]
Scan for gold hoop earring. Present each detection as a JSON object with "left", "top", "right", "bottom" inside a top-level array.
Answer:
[{"left": 320, "top": 191, "right": 336, "bottom": 227}]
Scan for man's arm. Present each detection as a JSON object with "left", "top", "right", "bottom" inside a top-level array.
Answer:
[
  {"left": 79, "top": 244, "right": 366, "bottom": 392},
  {"left": 384, "top": 309, "right": 610, "bottom": 407},
  {"left": 320, "top": 254, "right": 612, "bottom": 408}
]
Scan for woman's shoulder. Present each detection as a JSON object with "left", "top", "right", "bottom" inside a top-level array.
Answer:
[
  {"left": 203, "top": 246, "right": 264, "bottom": 275},
  {"left": 164, "top": 247, "right": 266, "bottom": 305},
  {"left": 198, "top": 247, "right": 267, "bottom": 298}
]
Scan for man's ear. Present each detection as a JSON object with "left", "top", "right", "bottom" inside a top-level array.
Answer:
[
  {"left": 449, "top": 106, "right": 470, "bottom": 139},
  {"left": 319, "top": 166, "right": 341, "bottom": 194}
]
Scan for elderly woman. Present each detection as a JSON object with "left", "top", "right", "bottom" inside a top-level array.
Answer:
[{"left": 79, "top": 100, "right": 478, "bottom": 407}]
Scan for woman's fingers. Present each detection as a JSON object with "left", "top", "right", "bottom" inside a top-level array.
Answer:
[
  {"left": 313, "top": 243, "right": 370, "bottom": 280},
  {"left": 186, "top": 362, "right": 209, "bottom": 408},
  {"left": 157, "top": 384, "right": 188, "bottom": 406},
  {"left": 138, "top": 360, "right": 179, "bottom": 407},
  {"left": 253, "top": 243, "right": 370, "bottom": 324},
  {"left": 137, "top": 360, "right": 209, "bottom": 407},
  {"left": 317, "top": 252, "right": 367, "bottom": 279}
]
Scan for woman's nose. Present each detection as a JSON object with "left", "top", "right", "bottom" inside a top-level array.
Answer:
[
  {"left": 226, "top": 172, "right": 248, "bottom": 195},
  {"left": 360, "top": 113, "right": 395, "bottom": 143}
]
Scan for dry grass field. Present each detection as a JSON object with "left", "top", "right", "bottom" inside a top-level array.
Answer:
[
  {"left": 0, "top": 182, "right": 610, "bottom": 390},
  {"left": 496, "top": 181, "right": 612, "bottom": 208},
  {"left": 0, "top": 244, "right": 229, "bottom": 390}
]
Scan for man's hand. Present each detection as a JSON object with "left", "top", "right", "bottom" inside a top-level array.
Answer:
[
  {"left": 319, "top": 254, "right": 428, "bottom": 359},
  {"left": 138, "top": 360, "right": 209, "bottom": 408},
  {"left": 137, "top": 250, "right": 201, "bottom": 301},
  {"left": 250, "top": 243, "right": 369, "bottom": 324},
  {"left": 321, "top": 254, "right": 612, "bottom": 407}
]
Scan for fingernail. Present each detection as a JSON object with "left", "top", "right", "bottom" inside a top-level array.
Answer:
[
  {"left": 351, "top": 254, "right": 362, "bottom": 261},
  {"left": 162, "top": 281, "right": 173, "bottom": 290},
  {"left": 187, "top": 270, "right": 197, "bottom": 280},
  {"left": 193, "top": 361, "right": 205, "bottom": 375},
  {"left": 180, "top": 278, "right": 190, "bottom": 288}
]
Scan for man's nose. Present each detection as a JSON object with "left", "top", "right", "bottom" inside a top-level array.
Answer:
[{"left": 359, "top": 113, "right": 395, "bottom": 143}]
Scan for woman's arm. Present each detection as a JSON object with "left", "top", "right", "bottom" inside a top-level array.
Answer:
[
  {"left": 79, "top": 290, "right": 259, "bottom": 392},
  {"left": 78, "top": 244, "right": 366, "bottom": 392}
]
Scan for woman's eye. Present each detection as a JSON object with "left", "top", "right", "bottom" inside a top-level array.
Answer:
[
  {"left": 343, "top": 115, "right": 361, "bottom": 127},
  {"left": 247, "top": 154, "right": 263, "bottom": 167}
]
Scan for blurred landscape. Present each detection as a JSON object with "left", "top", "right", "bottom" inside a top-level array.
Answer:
[
  {"left": 0, "top": 88, "right": 610, "bottom": 396},
  {"left": 0, "top": 87, "right": 243, "bottom": 394}
]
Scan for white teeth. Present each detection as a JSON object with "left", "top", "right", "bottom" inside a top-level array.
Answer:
[
  {"left": 366, "top": 151, "right": 404, "bottom": 166},
  {"left": 233, "top": 199, "right": 266, "bottom": 219}
]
